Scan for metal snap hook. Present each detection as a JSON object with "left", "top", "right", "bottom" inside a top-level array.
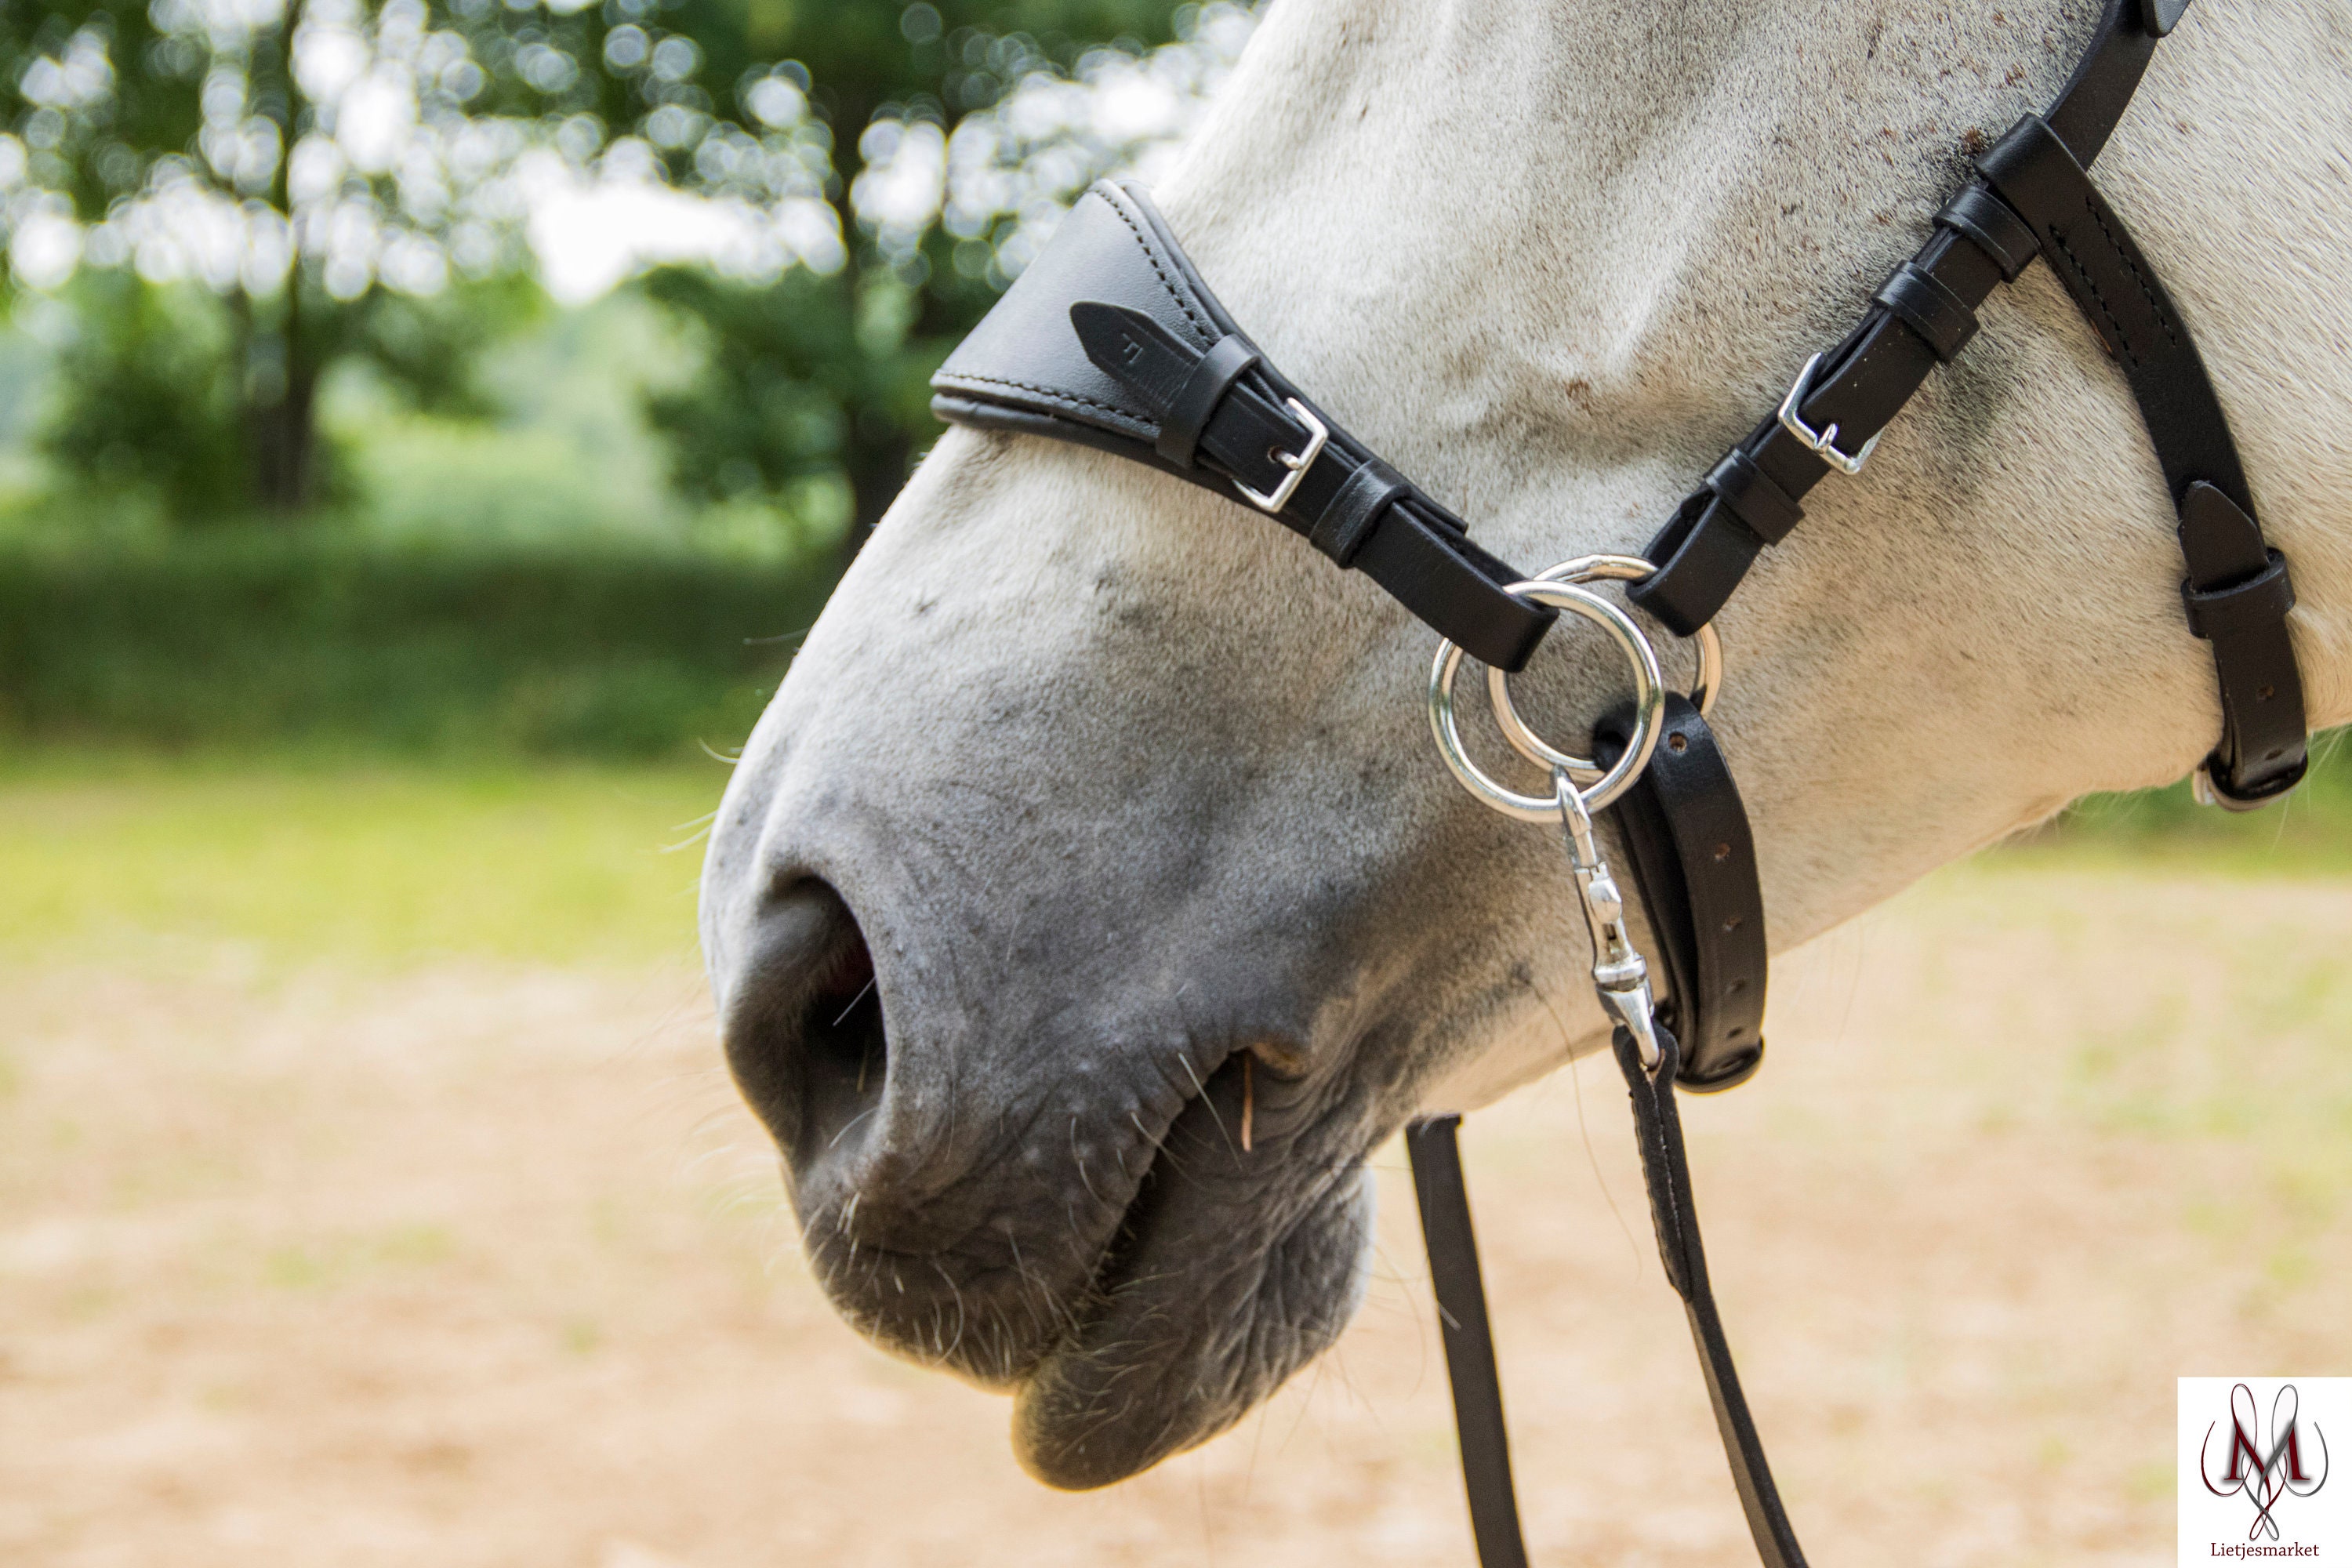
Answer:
[{"left": 1428, "top": 577, "right": 1664, "bottom": 822}]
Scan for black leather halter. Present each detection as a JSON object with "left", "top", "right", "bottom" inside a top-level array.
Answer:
[{"left": 928, "top": 1, "right": 2310, "bottom": 1563}]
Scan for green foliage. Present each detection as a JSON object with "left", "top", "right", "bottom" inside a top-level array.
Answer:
[
  {"left": 0, "top": 531, "right": 831, "bottom": 758},
  {"left": 639, "top": 263, "right": 958, "bottom": 531},
  {"left": 36, "top": 271, "right": 249, "bottom": 521},
  {"left": 3, "top": 0, "right": 1200, "bottom": 531},
  {"left": 18, "top": 269, "right": 546, "bottom": 523},
  {"left": 353, "top": 277, "right": 546, "bottom": 421},
  {"left": 623, "top": 0, "right": 1198, "bottom": 540},
  {"left": 642, "top": 267, "right": 858, "bottom": 503}
]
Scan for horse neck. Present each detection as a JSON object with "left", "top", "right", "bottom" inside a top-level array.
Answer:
[
  {"left": 1160, "top": 0, "right": 2100, "bottom": 432},
  {"left": 1152, "top": 0, "right": 2352, "bottom": 943}
]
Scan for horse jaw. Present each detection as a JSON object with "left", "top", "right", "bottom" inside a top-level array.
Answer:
[{"left": 704, "top": 0, "right": 2352, "bottom": 1486}]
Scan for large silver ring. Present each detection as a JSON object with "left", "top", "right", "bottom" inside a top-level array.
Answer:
[
  {"left": 1428, "top": 579, "right": 1664, "bottom": 822},
  {"left": 1483, "top": 554, "right": 1722, "bottom": 779}
]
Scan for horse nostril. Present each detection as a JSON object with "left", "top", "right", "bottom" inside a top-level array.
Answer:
[
  {"left": 723, "top": 878, "right": 888, "bottom": 1176},
  {"left": 803, "top": 921, "right": 882, "bottom": 1098}
]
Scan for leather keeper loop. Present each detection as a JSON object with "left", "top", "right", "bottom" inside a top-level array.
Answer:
[
  {"left": 1311, "top": 459, "right": 1410, "bottom": 567},
  {"left": 1703, "top": 449, "right": 1803, "bottom": 545},
  {"left": 1936, "top": 181, "right": 2039, "bottom": 280},
  {"left": 2205, "top": 746, "right": 2307, "bottom": 811},
  {"left": 2182, "top": 550, "right": 2294, "bottom": 641},
  {"left": 1875, "top": 260, "right": 1980, "bottom": 361},
  {"left": 1154, "top": 334, "right": 1259, "bottom": 468}
]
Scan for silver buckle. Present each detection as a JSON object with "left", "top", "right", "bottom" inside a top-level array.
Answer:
[
  {"left": 1232, "top": 399, "right": 1328, "bottom": 514},
  {"left": 1776, "top": 352, "right": 1880, "bottom": 477}
]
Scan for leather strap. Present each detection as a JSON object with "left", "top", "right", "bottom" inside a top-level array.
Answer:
[
  {"left": 1069, "top": 299, "right": 1553, "bottom": 667},
  {"left": 1703, "top": 449, "right": 1803, "bottom": 546},
  {"left": 1312, "top": 458, "right": 1413, "bottom": 567},
  {"left": 1156, "top": 335, "right": 1259, "bottom": 468},
  {"left": 1610, "top": 1024, "right": 1809, "bottom": 1568},
  {"left": 1596, "top": 697, "right": 1769, "bottom": 1091},
  {"left": 931, "top": 183, "right": 1556, "bottom": 672},
  {"left": 1872, "top": 261, "right": 1978, "bottom": 362},
  {"left": 1974, "top": 118, "right": 2307, "bottom": 804},
  {"left": 1629, "top": 0, "right": 2171, "bottom": 637},
  {"left": 2177, "top": 485, "right": 2308, "bottom": 805},
  {"left": 1405, "top": 1116, "right": 1531, "bottom": 1568},
  {"left": 1405, "top": 1026, "right": 1812, "bottom": 1568},
  {"left": 1935, "top": 183, "right": 2039, "bottom": 281},
  {"left": 1627, "top": 0, "right": 2304, "bottom": 808}
]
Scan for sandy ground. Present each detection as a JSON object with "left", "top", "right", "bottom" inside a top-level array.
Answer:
[{"left": 3, "top": 865, "right": 2348, "bottom": 1568}]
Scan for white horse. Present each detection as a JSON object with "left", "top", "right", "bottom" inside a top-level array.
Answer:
[{"left": 699, "top": 0, "right": 2352, "bottom": 1494}]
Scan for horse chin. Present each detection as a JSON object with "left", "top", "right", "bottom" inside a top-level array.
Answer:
[{"left": 1008, "top": 1148, "right": 1377, "bottom": 1490}]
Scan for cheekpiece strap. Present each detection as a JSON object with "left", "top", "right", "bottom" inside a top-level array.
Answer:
[{"left": 1630, "top": 0, "right": 2171, "bottom": 637}]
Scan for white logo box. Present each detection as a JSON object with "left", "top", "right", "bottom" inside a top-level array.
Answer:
[{"left": 2181, "top": 1377, "right": 2350, "bottom": 1566}]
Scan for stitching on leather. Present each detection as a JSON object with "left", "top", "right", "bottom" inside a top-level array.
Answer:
[
  {"left": 1101, "top": 193, "right": 1211, "bottom": 342},
  {"left": 2049, "top": 224, "right": 2136, "bottom": 368},
  {"left": 2085, "top": 195, "right": 2180, "bottom": 350},
  {"left": 941, "top": 372, "right": 1145, "bottom": 422}
]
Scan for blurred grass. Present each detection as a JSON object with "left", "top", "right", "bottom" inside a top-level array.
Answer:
[
  {"left": 0, "top": 756, "right": 724, "bottom": 968},
  {"left": 0, "top": 733, "right": 2342, "bottom": 973},
  {"left": 0, "top": 531, "right": 831, "bottom": 761}
]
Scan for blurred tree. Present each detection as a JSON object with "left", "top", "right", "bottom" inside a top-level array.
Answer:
[
  {"left": 1, "top": 0, "right": 1245, "bottom": 531},
  {"left": 31, "top": 267, "right": 524, "bottom": 522},
  {"left": 1, "top": 0, "right": 577, "bottom": 516},
  {"left": 37, "top": 270, "right": 249, "bottom": 519},
  {"left": 637, "top": 3, "right": 1254, "bottom": 553}
]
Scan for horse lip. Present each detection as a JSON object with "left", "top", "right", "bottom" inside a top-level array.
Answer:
[
  {"left": 1004, "top": 1049, "right": 1373, "bottom": 1490},
  {"left": 1244, "top": 1038, "right": 1312, "bottom": 1080}
]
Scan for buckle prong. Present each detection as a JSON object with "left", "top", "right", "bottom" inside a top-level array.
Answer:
[
  {"left": 1776, "top": 352, "right": 1880, "bottom": 477},
  {"left": 1232, "top": 399, "right": 1328, "bottom": 514}
]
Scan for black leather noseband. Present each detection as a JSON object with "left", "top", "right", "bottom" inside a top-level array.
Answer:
[
  {"left": 927, "top": 1, "right": 2312, "bottom": 1563},
  {"left": 931, "top": 183, "right": 1555, "bottom": 673}
]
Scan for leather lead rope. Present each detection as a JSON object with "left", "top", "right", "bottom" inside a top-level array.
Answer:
[
  {"left": 1406, "top": 1116, "right": 1532, "bottom": 1568},
  {"left": 1407, "top": 1021, "right": 1813, "bottom": 1568}
]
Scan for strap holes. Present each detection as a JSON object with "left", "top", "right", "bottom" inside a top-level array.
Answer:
[
  {"left": 1668, "top": 732, "right": 1690, "bottom": 753},
  {"left": 1725, "top": 1025, "right": 1744, "bottom": 1039},
  {"left": 2267, "top": 748, "right": 2285, "bottom": 760},
  {"left": 2258, "top": 684, "right": 2276, "bottom": 701},
  {"left": 1722, "top": 915, "right": 1743, "bottom": 932},
  {"left": 1712, "top": 842, "right": 1732, "bottom": 862},
  {"left": 1726, "top": 979, "right": 1747, "bottom": 994}
]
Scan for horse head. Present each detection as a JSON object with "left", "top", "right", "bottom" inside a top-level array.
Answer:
[{"left": 699, "top": 0, "right": 2351, "bottom": 1491}]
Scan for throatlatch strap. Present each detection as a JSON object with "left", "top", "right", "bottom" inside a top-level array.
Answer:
[
  {"left": 1630, "top": 0, "right": 2172, "bottom": 636},
  {"left": 1636, "top": 0, "right": 2165, "bottom": 636},
  {"left": 1973, "top": 115, "right": 2307, "bottom": 805},
  {"left": 1629, "top": 0, "right": 2304, "bottom": 808},
  {"left": 1406, "top": 1026, "right": 1812, "bottom": 1568}
]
